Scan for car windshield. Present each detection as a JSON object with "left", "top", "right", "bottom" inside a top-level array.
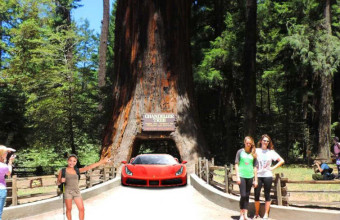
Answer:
[{"left": 132, "top": 155, "right": 178, "bottom": 165}]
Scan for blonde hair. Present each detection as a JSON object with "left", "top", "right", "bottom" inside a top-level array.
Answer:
[
  {"left": 244, "top": 136, "right": 257, "bottom": 159},
  {"left": 0, "top": 148, "right": 8, "bottom": 163}
]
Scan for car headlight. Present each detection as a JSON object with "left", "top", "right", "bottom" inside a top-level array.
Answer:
[
  {"left": 176, "top": 166, "right": 184, "bottom": 176},
  {"left": 125, "top": 166, "right": 133, "bottom": 176}
]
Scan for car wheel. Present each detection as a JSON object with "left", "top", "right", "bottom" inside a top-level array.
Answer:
[
  {"left": 121, "top": 175, "right": 127, "bottom": 186},
  {"left": 182, "top": 175, "right": 188, "bottom": 186}
]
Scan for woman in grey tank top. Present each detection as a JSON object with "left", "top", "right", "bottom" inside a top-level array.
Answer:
[{"left": 57, "top": 154, "right": 111, "bottom": 220}]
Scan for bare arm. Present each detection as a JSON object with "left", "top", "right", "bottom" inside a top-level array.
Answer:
[
  {"left": 253, "top": 167, "right": 258, "bottom": 187},
  {"left": 270, "top": 158, "right": 285, "bottom": 171},
  {"left": 315, "top": 163, "right": 323, "bottom": 173},
  {"left": 57, "top": 170, "right": 62, "bottom": 185},
  {"left": 6, "top": 155, "right": 15, "bottom": 176},
  {"left": 235, "top": 163, "right": 241, "bottom": 185},
  {"left": 79, "top": 157, "right": 111, "bottom": 173}
]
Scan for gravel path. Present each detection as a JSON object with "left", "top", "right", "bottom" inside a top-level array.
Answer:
[{"left": 17, "top": 184, "right": 241, "bottom": 220}]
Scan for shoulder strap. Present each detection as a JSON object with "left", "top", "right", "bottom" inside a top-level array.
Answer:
[
  {"left": 61, "top": 168, "right": 66, "bottom": 178},
  {"left": 75, "top": 167, "right": 80, "bottom": 180}
]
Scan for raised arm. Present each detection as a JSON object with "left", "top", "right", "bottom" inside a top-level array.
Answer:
[
  {"left": 6, "top": 155, "right": 15, "bottom": 176},
  {"left": 79, "top": 157, "right": 111, "bottom": 173}
]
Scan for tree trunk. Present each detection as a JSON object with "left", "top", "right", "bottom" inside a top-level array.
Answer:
[
  {"left": 243, "top": 0, "right": 257, "bottom": 137},
  {"left": 101, "top": 0, "right": 207, "bottom": 172},
  {"left": 318, "top": 73, "right": 332, "bottom": 159},
  {"left": 334, "top": 71, "right": 340, "bottom": 137},
  {"left": 317, "top": 0, "right": 332, "bottom": 160},
  {"left": 98, "top": 0, "right": 110, "bottom": 89}
]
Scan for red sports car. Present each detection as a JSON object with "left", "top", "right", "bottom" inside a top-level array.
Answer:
[{"left": 121, "top": 154, "right": 187, "bottom": 187}]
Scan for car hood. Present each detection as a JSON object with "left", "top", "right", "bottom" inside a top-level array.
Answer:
[{"left": 126, "top": 164, "right": 183, "bottom": 177}]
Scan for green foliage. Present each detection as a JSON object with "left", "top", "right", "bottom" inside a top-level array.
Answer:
[
  {"left": 192, "top": 0, "right": 340, "bottom": 164},
  {"left": 16, "top": 148, "right": 65, "bottom": 167},
  {"left": 0, "top": 0, "right": 101, "bottom": 167},
  {"left": 284, "top": 24, "right": 340, "bottom": 76}
]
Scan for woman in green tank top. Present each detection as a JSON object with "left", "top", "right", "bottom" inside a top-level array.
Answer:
[{"left": 235, "top": 136, "right": 258, "bottom": 220}]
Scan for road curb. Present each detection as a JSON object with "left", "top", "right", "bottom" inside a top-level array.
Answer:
[
  {"left": 190, "top": 174, "right": 340, "bottom": 220},
  {"left": 4, "top": 178, "right": 121, "bottom": 220}
]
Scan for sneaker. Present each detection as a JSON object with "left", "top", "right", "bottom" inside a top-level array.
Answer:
[
  {"left": 253, "top": 215, "right": 260, "bottom": 219},
  {"left": 239, "top": 215, "right": 244, "bottom": 220}
]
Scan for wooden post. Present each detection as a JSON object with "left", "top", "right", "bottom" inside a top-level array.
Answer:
[
  {"left": 224, "top": 165, "right": 229, "bottom": 193},
  {"left": 12, "top": 175, "right": 18, "bottom": 206},
  {"left": 86, "top": 169, "right": 93, "bottom": 188},
  {"left": 275, "top": 173, "right": 282, "bottom": 206},
  {"left": 211, "top": 158, "right": 214, "bottom": 166},
  {"left": 198, "top": 157, "right": 202, "bottom": 179},
  {"left": 103, "top": 166, "right": 108, "bottom": 182},
  {"left": 111, "top": 166, "right": 115, "bottom": 179},
  {"left": 229, "top": 164, "right": 234, "bottom": 192},
  {"left": 205, "top": 158, "right": 209, "bottom": 184},
  {"left": 195, "top": 162, "right": 198, "bottom": 175},
  {"left": 230, "top": 164, "right": 234, "bottom": 177}
]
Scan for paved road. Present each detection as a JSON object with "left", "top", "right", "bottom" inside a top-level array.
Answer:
[{"left": 17, "top": 184, "right": 241, "bottom": 220}]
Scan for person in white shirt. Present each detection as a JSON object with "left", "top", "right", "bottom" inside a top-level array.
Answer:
[{"left": 254, "top": 134, "right": 284, "bottom": 219}]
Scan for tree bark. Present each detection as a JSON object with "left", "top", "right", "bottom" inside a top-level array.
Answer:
[
  {"left": 101, "top": 0, "right": 207, "bottom": 172},
  {"left": 334, "top": 71, "right": 340, "bottom": 137},
  {"left": 98, "top": 0, "right": 110, "bottom": 89},
  {"left": 318, "top": 73, "right": 332, "bottom": 159},
  {"left": 317, "top": 0, "right": 332, "bottom": 160},
  {"left": 243, "top": 0, "right": 257, "bottom": 137}
]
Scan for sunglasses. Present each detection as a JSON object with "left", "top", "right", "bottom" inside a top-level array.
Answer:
[{"left": 262, "top": 140, "right": 270, "bottom": 143}]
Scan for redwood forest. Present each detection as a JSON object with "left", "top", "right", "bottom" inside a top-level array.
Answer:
[{"left": 0, "top": 0, "right": 340, "bottom": 168}]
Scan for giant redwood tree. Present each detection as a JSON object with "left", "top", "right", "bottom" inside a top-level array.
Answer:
[
  {"left": 243, "top": 0, "right": 257, "bottom": 137},
  {"left": 317, "top": 0, "right": 332, "bottom": 160},
  {"left": 101, "top": 0, "right": 207, "bottom": 171}
]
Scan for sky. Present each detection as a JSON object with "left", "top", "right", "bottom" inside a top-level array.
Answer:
[{"left": 72, "top": 0, "right": 115, "bottom": 34}]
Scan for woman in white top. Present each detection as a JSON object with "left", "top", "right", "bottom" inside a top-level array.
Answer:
[{"left": 254, "top": 134, "right": 284, "bottom": 219}]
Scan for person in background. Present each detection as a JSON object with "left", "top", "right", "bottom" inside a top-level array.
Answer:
[
  {"left": 0, "top": 145, "right": 16, "bottom": 220},
  {"left": 333, "top": 137, "right": 340, "bottom": 176},
  {"left": 235, "top": 136, "right": 258, "bottom": 220},
  {"left": 254, "top": 134, "right": 284, "bottom": 219},
  {"left": 312, "top": 160, "right": 335, "bottom": 180},
  {"left": 57, "top": 154, "right": 111, "bottom": 220}
]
